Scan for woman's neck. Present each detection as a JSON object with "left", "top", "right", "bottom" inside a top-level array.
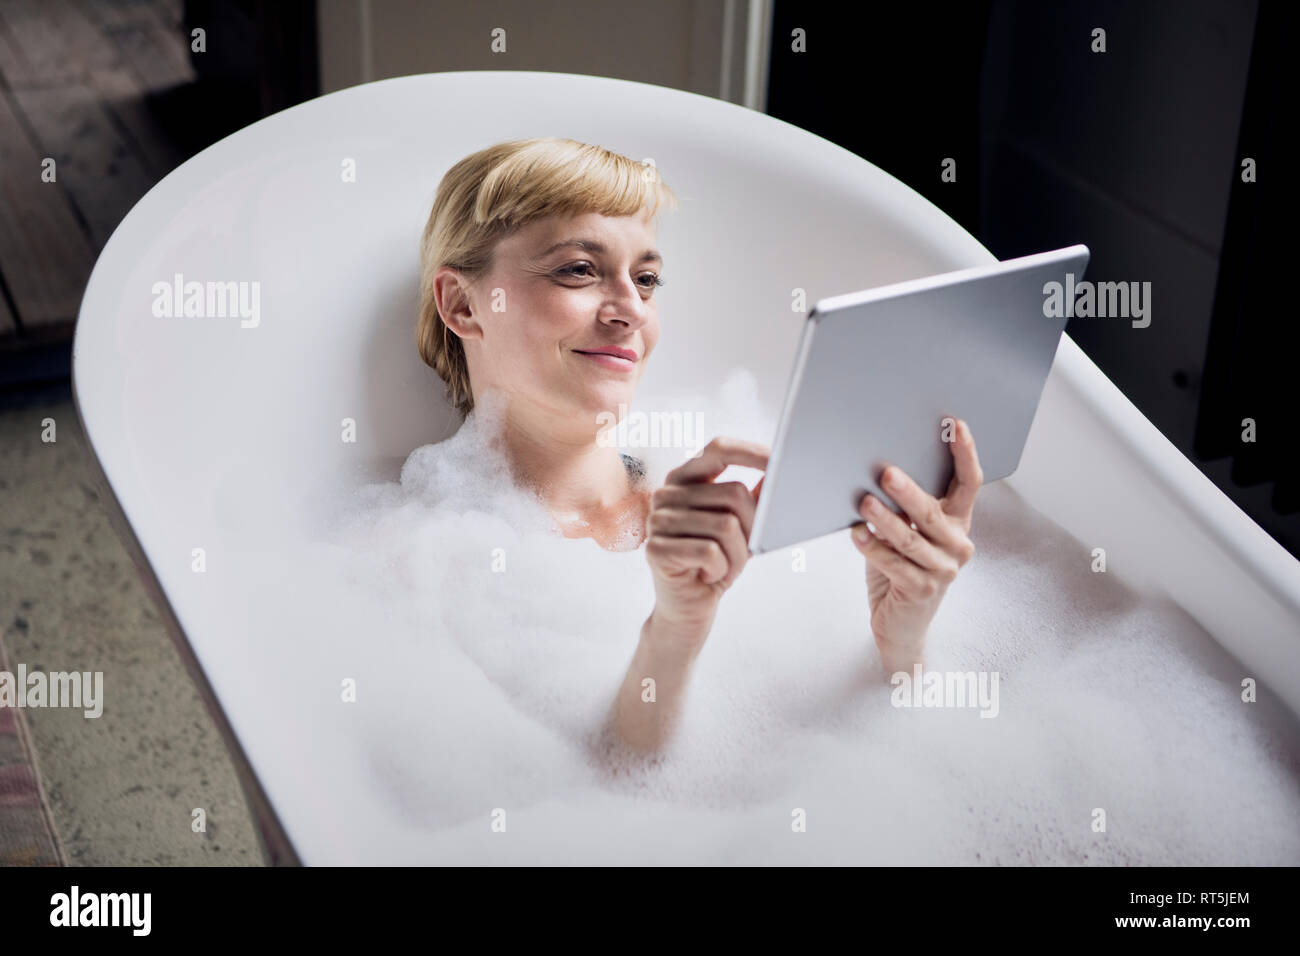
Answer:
[
  {"left": 491, "top": 403, "right": 633, "bottom": 512},
  {"left": 466, "top": 391, "right": 648, "bottom": 548}
]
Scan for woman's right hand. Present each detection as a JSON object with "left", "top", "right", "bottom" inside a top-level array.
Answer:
[{"left": 643, "top": 436, "right": 770, "bottom": 644}]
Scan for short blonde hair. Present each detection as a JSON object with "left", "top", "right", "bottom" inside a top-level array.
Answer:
[{"left": 417, "top": 137, "right": 679, "bottom": 418}]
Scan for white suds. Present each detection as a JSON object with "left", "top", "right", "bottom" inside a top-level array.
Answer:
[{"left": 261, "top": 370, "right": 1300, "bottom": 864}]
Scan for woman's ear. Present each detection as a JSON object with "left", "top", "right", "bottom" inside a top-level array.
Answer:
[{"left": 433, "top": 267, "right": 483, "bottom": 340}]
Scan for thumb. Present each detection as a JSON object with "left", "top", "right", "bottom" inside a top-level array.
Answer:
[{"left": 751, "top": 475, "right": 765, "bottom": 502}]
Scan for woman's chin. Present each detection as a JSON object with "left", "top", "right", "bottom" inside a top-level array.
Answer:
[{"left": 573, "top": 383, "right": 637, "bottom": 417}]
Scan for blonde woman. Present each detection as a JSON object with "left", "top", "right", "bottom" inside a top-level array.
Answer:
[{"left": 418, "top": 138, "right": 984, "bottom": 752}]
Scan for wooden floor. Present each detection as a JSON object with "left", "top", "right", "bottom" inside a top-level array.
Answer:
[{"left": 0, "top": 0, "right": 193, "bottom": 358}]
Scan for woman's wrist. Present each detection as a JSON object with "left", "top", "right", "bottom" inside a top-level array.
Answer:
[{"left": 645, "top": 603, "right": 715, "bottom": 659}]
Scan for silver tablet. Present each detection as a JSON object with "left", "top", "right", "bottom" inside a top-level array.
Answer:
[{"left": 749, "top": 244, "right": 1091, "bottom": 555}]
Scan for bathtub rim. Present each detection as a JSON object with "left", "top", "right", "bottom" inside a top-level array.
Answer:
[{"left": 69, "top": 69, "right": 1300, "bottom": 865}]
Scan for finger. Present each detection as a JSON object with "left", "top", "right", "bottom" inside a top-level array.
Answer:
[
  {"left": 646, "top": 534, "right": 728, "bottom": 585},
  {"left": 851, "top": 525, "right": 934, "bottom": 597},
  {"left": 651, "top": 481, "right": 757, "bottom": 539},
  {"left": 873, "top": 464, "right": 969, "bottom": 559},
  {"left": 668, "top": 436, "right": 770, "bottom": 486},
  {"left": 858, "top": 492, "right": 954, "bottom": 575},
  {"left": 942, "top": 418, "right": 984, "bottom": 519},
  {"left": 647, "top": 506, "right": 749, "bottom": 585}
]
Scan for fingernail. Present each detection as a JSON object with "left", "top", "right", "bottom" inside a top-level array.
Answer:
[
  {"left": 884, "top": 468, "right": 900, "bottom": 489},
  {"left": 853, "top": 524, "right": 870, "bottom": 543}
]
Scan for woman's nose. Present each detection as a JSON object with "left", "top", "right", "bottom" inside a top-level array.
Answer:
[
  {"left": 601, "top": 308, "right": 646, "bottom": 328},
  {"left": 599, "top": 282, "right": 651, "bottom": 327}
]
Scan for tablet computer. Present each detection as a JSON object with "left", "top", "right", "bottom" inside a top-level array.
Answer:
[{"left": 748, "top": 244, "right": 1091, "bottom": 555}]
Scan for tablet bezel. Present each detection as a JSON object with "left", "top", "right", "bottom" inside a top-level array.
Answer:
[{"left": 748, "top": 244, "right": 1091, "bottom": 555}]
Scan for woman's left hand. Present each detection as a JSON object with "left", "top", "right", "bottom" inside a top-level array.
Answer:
[{"left": 850, "top": 418, "right": 983, "bottom": 673}]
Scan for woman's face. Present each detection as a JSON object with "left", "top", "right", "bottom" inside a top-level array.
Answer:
[{"left": 447, "top": 210, "right": 662, "bottom": 430}]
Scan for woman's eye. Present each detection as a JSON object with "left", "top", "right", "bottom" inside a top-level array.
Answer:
[{"left": 557, "top": 263, "right": 664, "bottom": 291}]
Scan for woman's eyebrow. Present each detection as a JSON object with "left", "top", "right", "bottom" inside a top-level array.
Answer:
[{"left": 536, "top": 238, "right": 661, "bottom": 264}]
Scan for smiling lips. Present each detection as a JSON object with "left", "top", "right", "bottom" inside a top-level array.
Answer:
[{"left": 573, "top": 346, "right": 638, "bottom": 372}]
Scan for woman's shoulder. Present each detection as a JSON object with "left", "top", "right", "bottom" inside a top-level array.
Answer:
[{"left": 620, "top": 452, "right": 646, "bottom": 485}]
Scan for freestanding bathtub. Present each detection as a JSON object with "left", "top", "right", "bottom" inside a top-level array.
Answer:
[{"left": 72, "top": 71, "right": 1300, "bottom": 865}]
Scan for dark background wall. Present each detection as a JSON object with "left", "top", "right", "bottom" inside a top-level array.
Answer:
[{"left": 768, "top": 0, "right": 1297, "bottom": 559}]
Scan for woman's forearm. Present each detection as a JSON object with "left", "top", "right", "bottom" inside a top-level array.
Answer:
[
  {"left": 875, "top": 630, "right": 925, "bottom": 678},
  {"left": 614, "top": 611, "right": 709, "bottom": 752}
]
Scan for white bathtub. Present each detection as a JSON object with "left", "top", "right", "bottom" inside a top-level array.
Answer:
[{"left": 72, "top": 71, "right": 1300, "bottom": 865}]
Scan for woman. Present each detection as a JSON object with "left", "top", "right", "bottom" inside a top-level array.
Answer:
[{"left": 418, "top": 137, "right": 983, "bottom": 752}]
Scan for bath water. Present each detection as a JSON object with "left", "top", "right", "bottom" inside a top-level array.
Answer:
[{"left": 267, "top": 370, "right": 1300, "bottom": 864}]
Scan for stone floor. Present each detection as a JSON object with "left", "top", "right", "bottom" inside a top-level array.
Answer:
[{"left": 0, "top": 383, "right": 260, "bottom": 864}]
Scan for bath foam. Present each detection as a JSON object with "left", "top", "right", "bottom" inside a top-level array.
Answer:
[
  {"left": 269, "top": 368, "right": 1300, "bottom": 865},
  {"left": 628, "top": 366, "right": 776, "bottom": 493}
]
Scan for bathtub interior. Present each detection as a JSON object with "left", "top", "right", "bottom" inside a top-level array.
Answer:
[{"left": 72, "top": 72, "right": 1300, "bottom": 864}]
